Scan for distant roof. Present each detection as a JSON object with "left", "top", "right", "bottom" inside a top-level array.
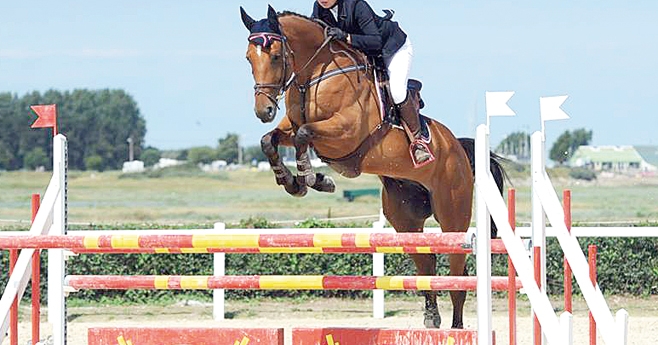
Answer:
[
  {"left": 635, "top": 146, "right": 658, "bottom": 167},
  {"left": 569, "top": 146, "right": 643, "bottom": 164}
]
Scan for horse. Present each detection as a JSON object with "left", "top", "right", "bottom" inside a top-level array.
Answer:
[{"left": 240, "top": 5, "right": 506, "bottom": 329}]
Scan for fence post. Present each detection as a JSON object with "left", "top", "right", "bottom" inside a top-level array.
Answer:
[
  {"left": 213, "top": 222, "right": 226, "bottom": 321},
  {"left": 372, "top": 210, "right": 385, "bottom": 319}
]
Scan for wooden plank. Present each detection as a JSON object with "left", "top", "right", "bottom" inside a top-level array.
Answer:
[
  {"left": 88, "top": 327, "right": 284, "bottom": 345},
  {"left": 292, "top": 328, "right": 493, "bottom": 345}
]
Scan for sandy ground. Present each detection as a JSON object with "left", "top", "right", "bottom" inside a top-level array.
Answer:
[{"left": 8, "top": 296, "right": 658, "bottom": 345}]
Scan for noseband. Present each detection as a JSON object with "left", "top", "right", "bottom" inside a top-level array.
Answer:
[{"left": 248, "top": 32, "right": 292, "bottom": 109}]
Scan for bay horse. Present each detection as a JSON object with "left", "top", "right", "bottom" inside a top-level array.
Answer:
[{"left": 240, "top": 6, "right": 506, "bottom": 329}]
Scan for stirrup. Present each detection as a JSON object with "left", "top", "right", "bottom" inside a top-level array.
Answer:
[{"left": 409, "top": 140, "right": 435, "bottom": 168}]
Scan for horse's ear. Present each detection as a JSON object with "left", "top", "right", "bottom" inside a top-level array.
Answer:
[
  {"left": 267, "top": 5, "right": 281, "bottom": 33},
  {"left": 240, "top": 6, "right": 256, "bottom": 31}
]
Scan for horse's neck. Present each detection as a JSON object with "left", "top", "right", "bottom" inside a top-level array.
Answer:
[{"left": 281, "top": 18, "right": 380, "bottom": 135}]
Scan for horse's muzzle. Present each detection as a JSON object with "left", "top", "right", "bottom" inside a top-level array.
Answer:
[{"left": 255, "top": 105, "right": 277, "bottom": 123}]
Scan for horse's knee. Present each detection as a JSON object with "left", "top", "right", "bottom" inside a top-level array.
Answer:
[
  {"left": 294, "top": 125, "right": 312, "bottom": 147},
  {"left": 260, "top": 133, "right": 277, "bottom": 157}
]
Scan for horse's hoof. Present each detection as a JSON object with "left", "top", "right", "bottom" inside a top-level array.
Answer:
[
  {"left": 312, "top": 174, "right": 335, "bottom": 193},
  {"left": 284, "top": 184, "right": 307, "bottom": 197},
  {"left": 294, "top": 189, "right": 308, "bottom": 197},
  {"left": 275, "top": 174, "right": 294, "bottom": 187},
  {"left": 423, "top": 309, "right": 441, "bottom": 328},
  {"left": 305, "top": 174, "right": 317, "bottom": 187},
  {"left": 296, "top": 174, "right": 316, "bottom": 189}
]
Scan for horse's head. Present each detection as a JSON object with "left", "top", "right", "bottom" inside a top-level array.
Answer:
[{"left": 241, "top": 5, "right": 290, "bottom": 123}]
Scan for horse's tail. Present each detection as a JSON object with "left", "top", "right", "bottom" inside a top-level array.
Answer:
[{"left": 457, "top": 137, "right": 510, "bottom": 238}]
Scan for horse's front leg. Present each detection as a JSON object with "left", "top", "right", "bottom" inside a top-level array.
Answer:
[
  {"left": 260, "top": 125, "right": 307, "bottom": 197},
  {"left": 293, "top": 123, "right": 336, "bottom": 193}
]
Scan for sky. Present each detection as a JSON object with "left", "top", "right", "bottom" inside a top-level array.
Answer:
[{"left": 1, "top": 0, "right": 657, "bottom": 151}]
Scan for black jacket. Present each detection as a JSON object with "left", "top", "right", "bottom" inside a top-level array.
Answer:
[{"left": 311, "top": 0, "right": 407, "bottom": 60}]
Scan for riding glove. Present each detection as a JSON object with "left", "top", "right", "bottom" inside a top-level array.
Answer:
[{"left": 327, "top": 27, "right": 348, "bottom": 42}]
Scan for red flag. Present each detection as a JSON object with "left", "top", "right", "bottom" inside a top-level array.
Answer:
[{"left": 30, "top": 104, "right": 58, "bottom": 135}]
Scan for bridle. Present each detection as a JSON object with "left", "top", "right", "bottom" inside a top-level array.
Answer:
[
  {"left": 248, "top": 27, "right": 366, "bottom": 122},
  {"left": 248, "top": 32, "right": 293, "bottom": 109}
]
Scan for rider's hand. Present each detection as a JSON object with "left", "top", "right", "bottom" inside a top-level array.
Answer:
[{"left": 327, "top": 27, "right": 348, "bottom": 42}]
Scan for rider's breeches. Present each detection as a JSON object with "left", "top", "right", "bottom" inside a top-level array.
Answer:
[{"left": 385, "top": 38, "right": 414, "bottom": 105}]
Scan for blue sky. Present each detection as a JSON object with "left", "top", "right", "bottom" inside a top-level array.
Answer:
[{"left": 1, "top": 0, "right": 656, "bottom": 150}]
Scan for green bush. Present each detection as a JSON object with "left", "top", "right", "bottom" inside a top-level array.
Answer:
[
  {"left": 84, "top": 155, "right": 104, "bottom": 172},
  {"left": 140, "top": 147, "right": 161, "bottom": 167},
  {"left": 569, "top": 168, "right": 597, "bottom": 181},
  {"left": 23, "top": 147, "right": 49, "bottom": 170}
]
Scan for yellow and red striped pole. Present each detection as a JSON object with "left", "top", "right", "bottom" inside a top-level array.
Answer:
[
  {"left": 0, "top": 233, "right": 509, "bottom": 254},
  {"left": 65, "top": 275, "right": 523, "bottom": 291}
]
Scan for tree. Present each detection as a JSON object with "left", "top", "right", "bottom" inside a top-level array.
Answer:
[
  {"left": 496, "top": 131, "right": 531, "bottom": 161},
  {"left": 0, "top": 142, "right": 15, "bottom": 170},
  {"left": 84, "top": 155, "right": 104, "bottom": 171},
  {"left": 23, "top": 147, "right": 48, "bottom": 170},
  {"left": 216, "top": 133, "right": 239, "bottom": 164},
  {"left": 140, "top": 147, "right": 161, "bottom": 167},
  {"left": 243, "top": 145, "right": 267, "bottom": 163},
  {"left": 187, "top": 146, "right": 217, "bottom": 165},
  {"left": 549, "top": 128, "right": 593, "bottom": 165},
  {"left": 0, "top": 89, "right": 146, "bottom": 171}
]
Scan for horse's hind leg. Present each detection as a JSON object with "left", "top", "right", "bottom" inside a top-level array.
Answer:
[
  {"left": 379, "top": 177, "right": 441, "bottom": 328},
  {"left": 433, "top": 208, "right": 469, "bottom": 329},
  {"left": 409, "top": 253, "right": 442, "bottom": 328},
  {"left": 448, "top": 254, "right": 467, "bottom": 328},
  {"left": 427, "top": 155, "right": 473, "bottom": 328}
]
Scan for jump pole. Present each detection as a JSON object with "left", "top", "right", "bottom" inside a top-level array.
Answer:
[
  {"left": 0, "top": 233, "right": 509, "bottom": 253},
  {"left": 64, "top": 275, "right": 523, "bottom": 291}
]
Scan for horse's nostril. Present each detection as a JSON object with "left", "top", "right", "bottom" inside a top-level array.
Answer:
[{"left": 266, "top": 106, "right": 277, "bottom": 119}]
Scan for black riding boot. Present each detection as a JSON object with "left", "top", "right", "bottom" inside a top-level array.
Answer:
[{"left": 397, "top": 91, "right": 434, "bottom": 167}]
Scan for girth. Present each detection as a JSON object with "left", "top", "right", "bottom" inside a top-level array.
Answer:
[{"left": 316, "top": 122, "right": 392, "bottom": 178}]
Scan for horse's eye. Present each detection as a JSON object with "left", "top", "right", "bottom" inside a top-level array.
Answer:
[
  {"left": 245, "top": 56, "right": 251, "bottom": 63},
  {"left": 271, "top": 54, "right": 281, "bottom": 62}
]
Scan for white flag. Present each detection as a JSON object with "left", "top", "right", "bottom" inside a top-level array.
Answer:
[
  {"left": 485, "top": 91, "right": 516, "bottom": 117},
  {"left": 540, "top": 95, "right": 569, "bottom": 122}
]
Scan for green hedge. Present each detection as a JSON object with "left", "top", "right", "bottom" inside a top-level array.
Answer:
[{"left": 1, "top": 220, "right": 657, "bottom": 303}]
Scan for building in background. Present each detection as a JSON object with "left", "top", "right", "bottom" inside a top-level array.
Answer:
[
  {"left": 569, "top": 145, "right": 657, "bottom": 173},
  {"left": 635, "top": 146, "right": 658, "bottom": 173}
]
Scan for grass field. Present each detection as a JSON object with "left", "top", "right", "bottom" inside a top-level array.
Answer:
[{"left": 1, "top": 165, "right": 657, "bottom": 228}]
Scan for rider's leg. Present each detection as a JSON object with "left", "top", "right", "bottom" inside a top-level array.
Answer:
[{"left": 386, "top": 38, "right": 433, "bottom": 167}]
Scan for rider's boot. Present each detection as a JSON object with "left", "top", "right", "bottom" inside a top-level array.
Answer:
[{"left": 398, "top": 90, "right": 435, "bottom": 168}]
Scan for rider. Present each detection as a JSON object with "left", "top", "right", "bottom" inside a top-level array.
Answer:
[{"left": 311, "top": 0, "right": 434, "bottom": 167}]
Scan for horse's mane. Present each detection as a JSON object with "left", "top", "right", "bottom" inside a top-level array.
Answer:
[
  {"left": 277, "top": 10, "right": 367, "bottom": 67},
  {"left": 278, "top": 10, "right": 328, "bottom": 29}
]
